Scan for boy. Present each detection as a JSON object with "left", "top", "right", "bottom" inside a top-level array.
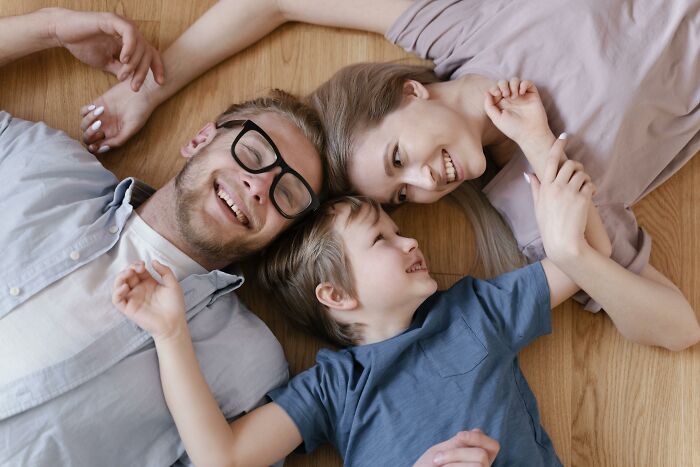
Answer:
[{"left": 112, "top": 143, "right": 601, "bottom": 466}]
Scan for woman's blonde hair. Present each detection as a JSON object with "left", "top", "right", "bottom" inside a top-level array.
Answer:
[{"left": 308, "top": 63, "right": 525, "bottom": 276}]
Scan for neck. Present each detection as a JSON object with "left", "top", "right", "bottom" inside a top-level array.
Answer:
[
  {"left": 356, "top": 304, "right": 417, "bottom": 345},
  {"left": 426, "top": 75, "right": 508, "bottom": 148},
  {"left": 136, "top": 180, "right": 217, "bottom": 271}
]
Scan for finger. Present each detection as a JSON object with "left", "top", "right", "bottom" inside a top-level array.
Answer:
[
  {"left": 497, "top": 79, "right": 510, "bottom": 97},
  {"left": 526, "top": 172, "right": 540, "bottom": 204},
  {"left": 519, "top": 79, "right": 533, "bottom": 95},
  {"left": 131, "top": 48, "right": 153, "bottom": 91},
  {"left": 555, "top": 160, "right": 583, "bottom": 185},
  {"left": 104, "top": 15, "right": 138, "bottom": 65},
  {"left": 483, "top": 92, "right": 502, "bottom": 122},
  {"left": 150, "top": 48, "right": 166, "bottom": 85},
  {"left": 434, "top": 447, "right": 490, "bottom": 466},
  {"left": 103, "top": 58, "right": 123, "bottom": 77},
  {"left": 121, "top": 267, "right": 141, "bottom": 289},
  {"left": 81, "top": 104, "right": 97, "bottom": 118},
  {"left": 152, "top": 259, "right": 179, "bottom": 288},
  {"left": 509, "top": 77, "right": 520, "bottom": 98},
  {"left": 126, "top": 42, "right": 146, "bottom": 90},
  {"left": 569, "top": 170, "right": 591, "bottom": 191},
  {"left": 581, "top": 180, "right": 596, "bottom": 198},
  {"left": 488, "top": 86, "right": 502, "bottom": 99},
  {"left": 80, "top": 105, "right": 105, "bottom": 132},
  {"left": 112, "top": 283, "right": 131, "bottom": 307}
]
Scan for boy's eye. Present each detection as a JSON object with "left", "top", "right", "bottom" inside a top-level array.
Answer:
[
  {"left": 397, "top": 186, "right": 407, "bottom": 204},
  {"left": 392, "top": 145, "right": 403, "bottom": 168},
  {"left": 372, "top": 233, "right": 384, "bottom": 245}
]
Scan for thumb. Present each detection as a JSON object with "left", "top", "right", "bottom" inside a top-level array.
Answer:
[
  {"left": 103, "top": 58, "right": 123, "bottom": 77},
  {"left": 152, "top": 259, "right": 178, "bottom": 288},
  {"left": 483, "top": 91, "right": 501, "bottom": 122},
  {"left": 525, "top": 172, "right": 540, "bottom": 204}
]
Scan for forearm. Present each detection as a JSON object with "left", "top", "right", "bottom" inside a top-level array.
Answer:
[
  {"left": 554, "top": 246, "right": 700, "bottom": 350},
  {"left": 154, "top": 326, "right": 237, "bottom": 466},
  {"left": 0, "top": 9, "right": 58, "bottom": 67}
]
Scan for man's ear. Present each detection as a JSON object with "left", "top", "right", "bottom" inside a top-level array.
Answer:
[
  {"left": 315, "top": 282, "right": 358, "bottom": 311},
  {"left": 402, "top": 79, "right": 430, "bottom": 100},
  {"left": 180, "top": 122, "right": 218, "bottom": 158}
]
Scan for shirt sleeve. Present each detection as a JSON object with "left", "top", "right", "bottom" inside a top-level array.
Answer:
[
  {"left": 458, "top": 262, "right": 552, "bottom": 354},
  {"left": 267, "top": 350, "right": 347, "bottom": 454}
]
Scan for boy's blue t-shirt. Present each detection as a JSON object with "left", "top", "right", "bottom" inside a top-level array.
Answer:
[{"left": 268, "top": 262, "right": 562, "bottom": 466}]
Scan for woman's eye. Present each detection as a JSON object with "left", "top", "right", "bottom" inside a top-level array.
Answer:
[
  {"left": 392, "top": 145, "right": 403, "bottom": 168},
  {"left": 397, "top": 186, "right": 407, "bottom": 203}
]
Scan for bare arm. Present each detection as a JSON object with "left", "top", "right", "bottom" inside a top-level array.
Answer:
[
  {"left": 112, "top": 260, "right": 302, "bottom": 467},
  {"left": 0, "top": 10, "right": 55, "bottom": 67}
]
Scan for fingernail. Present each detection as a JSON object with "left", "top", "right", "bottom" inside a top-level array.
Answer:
[
  {"left": 93, "top": 106, "right": 104, "bottom": 117},
  {"left": 558, "top": 132, "right": 568, "bottom": 140},
  {"left": 91, "top": 120, "right": 102, "bottom": 131},
  {"left": 97, "top": 145, "right": 110, "bottom": 154},
  {"left": 87, "top": 104, "right": 96, "bottom": 111},
  {"left": 122, "top": 55, "right": 130, "bottom": 63},
  {"left": 523, "top": 173, "right": 531, "bottom": 184}
]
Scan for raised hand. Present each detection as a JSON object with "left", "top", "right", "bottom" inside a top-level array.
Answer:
[
  {"left": 112, "top": 259, "right": 187, "bottom": 341},
  {"left": 49, "top": 7, "right": 165, "bottom": 91},
  {"left": 483, "top": 77, "right": 553, "bottom": 148}
]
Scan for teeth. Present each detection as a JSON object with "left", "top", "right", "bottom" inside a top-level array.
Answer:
[
  {"left": 443, "top": 151, "right": 456, "bottom": 183},
  {"left": 217, "top": 188, "right": 249, "bottom": 226},
  {"left": 407, "top": 262, "right": 427, "bottom": 273}
]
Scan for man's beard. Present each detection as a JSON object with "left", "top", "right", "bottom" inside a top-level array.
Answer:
[{"left": 174, "top": 153, "right": 263, "bottom": 265}]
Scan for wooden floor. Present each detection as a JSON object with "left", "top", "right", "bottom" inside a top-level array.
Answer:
[{"left": 1, "top": 1, "right": 698, "bottom": 466}]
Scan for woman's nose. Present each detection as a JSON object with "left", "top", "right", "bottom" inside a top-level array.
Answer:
[{"left": 407, "top": 165, "right": 437, "bottom": 190}]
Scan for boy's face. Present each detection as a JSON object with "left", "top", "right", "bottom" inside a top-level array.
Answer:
[{"left": 336, "top": 205, "right": 438, "bottom": 314}]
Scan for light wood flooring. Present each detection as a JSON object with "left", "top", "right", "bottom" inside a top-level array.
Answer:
[{"left": 1, "top": 1, "right": 698, "bottom": 466}]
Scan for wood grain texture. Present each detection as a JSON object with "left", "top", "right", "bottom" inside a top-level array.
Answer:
[{"left": 1, "top": 2, "right": 697, "bottom": 466}]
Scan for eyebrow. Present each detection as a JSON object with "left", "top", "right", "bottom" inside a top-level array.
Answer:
[{"left": 383, "top": 142, "right": 395, "bottom": 178}]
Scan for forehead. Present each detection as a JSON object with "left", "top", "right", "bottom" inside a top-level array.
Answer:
[{"left": 246, "top": 112, "right": 323, "bottom": 193}]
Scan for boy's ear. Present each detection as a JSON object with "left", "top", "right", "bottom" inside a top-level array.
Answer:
[
  {"left": 315, "top": 282, "right": 358, "bottom": 311},
  {"left": 402, "top": 79, "right": 430, "bottom": 100},
  {"left": 180, "top": 122, "right": 217, "bottom": 158}
]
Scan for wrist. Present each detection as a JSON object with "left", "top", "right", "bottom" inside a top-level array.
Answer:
[
  {"left": 518, "top": 129, "right": 556, "bottom": 156},
  {"left": 38, "top": 7, "right": 64, "bottom": 49},
  {"left": 153, "top": 319, "right": 190, "bottom": 346},
  {"left": 548, "top": 240, "right": 595, "bottom": 270}
]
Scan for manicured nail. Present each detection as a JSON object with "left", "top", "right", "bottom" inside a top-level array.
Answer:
[
  {"left": 87, "top": 104, "right": 96, "bottom": 111},
  {"left": 558, "top": 132, "right": 568, "bottom": 140},
  {"left": 91, "top": 120, "right": 102, "bottom": 131},
  {"left": 523, "top": 173, "right": 531, "bottom": 184},
  {"left": 88, "top": 144, "right": 95, "bottom": 152},
  {"left": 93, "top": 106, "right": 104, "bottom": 117},
  {"left": 97, "top": 145, "right": 110, "bottom": 154}
]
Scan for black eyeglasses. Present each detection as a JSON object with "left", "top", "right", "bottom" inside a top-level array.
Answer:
[{"left": 215, "top": 119, "right": 320, "bottom": 219}]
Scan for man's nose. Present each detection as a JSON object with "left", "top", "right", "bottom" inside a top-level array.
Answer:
[{"left": 242, "top": 168, "right": 279, "bottom": 204}]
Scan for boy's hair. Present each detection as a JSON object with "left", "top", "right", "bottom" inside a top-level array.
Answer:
[{"left": 260, "top": 196, "right": 381, "bottom": 347}]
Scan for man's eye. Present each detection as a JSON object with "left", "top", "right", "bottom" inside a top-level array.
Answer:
[
  {"left": 373, "top": 233, "right": 384, "bottom": 245},
  {"left": 392, "top": 145, "right": 403, "bottom": 168},
  {"left": 397, "top": 186, "right": 407, "bottom": 204}
]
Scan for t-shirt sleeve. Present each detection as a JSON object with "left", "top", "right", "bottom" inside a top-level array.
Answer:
[
  {"left": 457, "top": 262, "right": 552, "bottom": 354},
  {"left": 385, "top": 0, "right": 487, "bottom": 78},
  {"left": 267, "top": 350, "right": 347, "bottom": 454}
]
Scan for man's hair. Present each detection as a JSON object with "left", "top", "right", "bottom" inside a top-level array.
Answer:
[
  {"left": 259, "top": 196, "right": 381, "bottom": 347},
  {"left": 215, "top": 89, "right": 328, "bottom": 197}
]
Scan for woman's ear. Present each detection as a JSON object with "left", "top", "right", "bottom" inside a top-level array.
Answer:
[
  {"left": 402, "top": 79, "right": 430, "bottom": 100},
  {"left": 180, "top": 122, "right": 217, "bottom": 158},
  {"left": 315, "top": 282, "right": 358, "bottom": 311}
]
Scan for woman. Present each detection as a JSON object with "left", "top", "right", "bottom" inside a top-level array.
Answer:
[{"left": 82, "top": 0, "right": 699, "bottom": 349}]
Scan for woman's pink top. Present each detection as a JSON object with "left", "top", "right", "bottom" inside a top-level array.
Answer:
[{"left": 387, "top": 0, "right": 700, "bottom": 310}]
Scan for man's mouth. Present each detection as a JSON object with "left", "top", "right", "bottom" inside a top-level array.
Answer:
[
  {"left": 442, "top": 149, "right": 457, "bottom": 183},
  {"left": 216, "top": 184, "right": 250, "bottom": 226},
  {"left": 406, "top": 259, "right": 428, "bottom": 273}
]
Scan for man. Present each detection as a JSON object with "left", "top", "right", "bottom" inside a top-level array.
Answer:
[{"left": 0, "top": 7, "right": 499, "bottom": 467}]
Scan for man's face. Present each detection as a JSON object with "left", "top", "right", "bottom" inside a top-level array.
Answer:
[{"left": 175, "top": 112, "right": 322, "bottom": 263}]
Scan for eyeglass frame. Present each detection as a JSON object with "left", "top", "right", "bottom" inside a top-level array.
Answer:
[{"left": 215, "top": 119, "right": 320, "bottom": 220}]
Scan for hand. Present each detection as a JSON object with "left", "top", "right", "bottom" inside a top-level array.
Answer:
[
  {"left": 484, "top": 78, "right": 553, "bottom": 149},
  {"left": 47, "top": 7, "right": 165, "bottom": 91},
  {"left": 80, "top": 77, "right": 158, "bottom": 153},
  {"left": 527, "top": 140, "right": 597, "bottom": 264},
  {"left": 112, "top": 259, "right": 186, "bottom": 341},
  {"left": 413, "top": 429, "right": 500, "bottom": 467}
]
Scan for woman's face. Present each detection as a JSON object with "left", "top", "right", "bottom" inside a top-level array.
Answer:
[{"left": 349, "top": 92, "right": 487, "bottom": 205}]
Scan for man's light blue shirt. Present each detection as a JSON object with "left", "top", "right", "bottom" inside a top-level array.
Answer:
[{"left": 0, "top": 112, "right": 288, "bottom": 466}]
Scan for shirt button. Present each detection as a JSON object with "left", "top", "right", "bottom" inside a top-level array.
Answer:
[
  {"left": 70, "top": 251, "right": 80, "bottom": 261},
  {"left": 9, "top": 287, "right": 20, "bottom": 296},
  {"left": 108, "top": 225, "right": 118, "bottom": 234}
]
